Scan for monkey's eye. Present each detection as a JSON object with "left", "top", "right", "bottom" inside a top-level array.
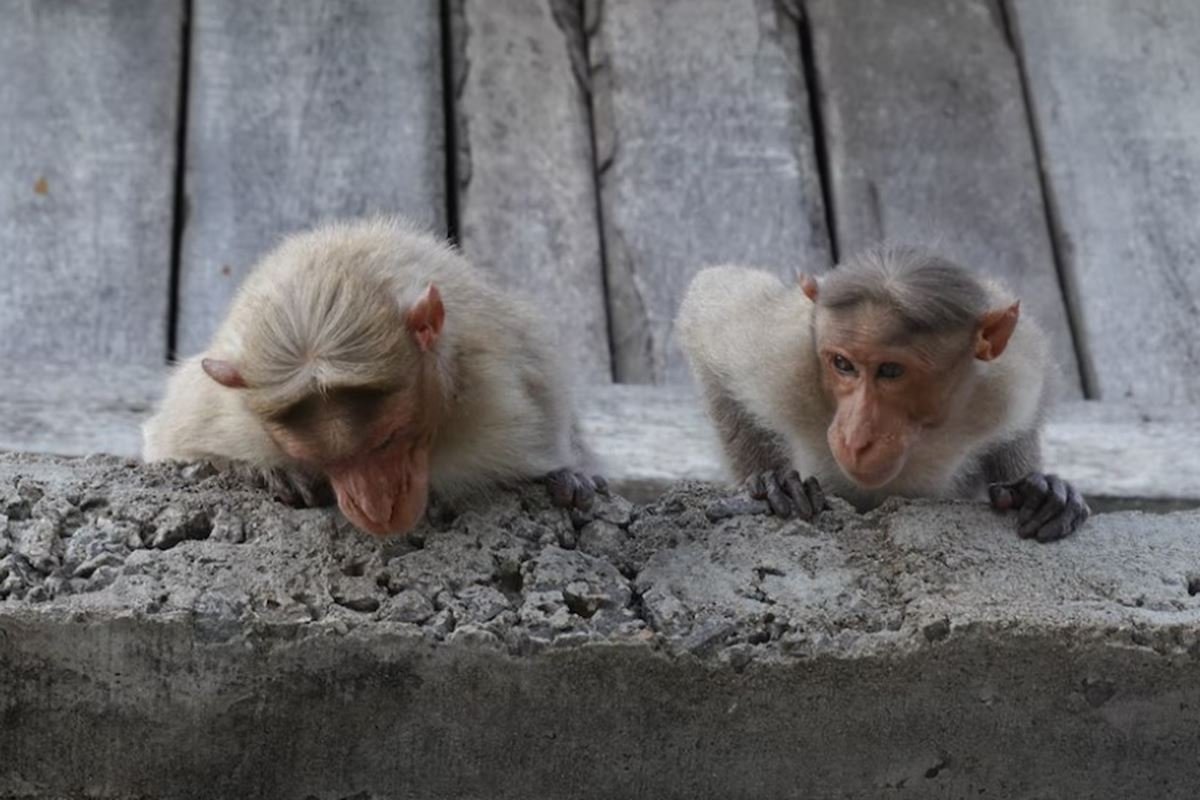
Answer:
[
  {"left": 877, "top": 362, "right": 905, "bottom": 379},
  {"left": 831, "top": 354, "right": 857, "bottom": 375},
  {"left": 372, "top": 431, "right": 397, "bottom": 453}
]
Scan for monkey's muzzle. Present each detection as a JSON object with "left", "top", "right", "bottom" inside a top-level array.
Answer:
[{"left": 327, "top": 440, "right": 431, "bottom": 537}]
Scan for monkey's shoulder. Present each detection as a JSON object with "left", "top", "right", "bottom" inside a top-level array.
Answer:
[{"left": 680, "top": 265, "right": 792, "bottom": 317}]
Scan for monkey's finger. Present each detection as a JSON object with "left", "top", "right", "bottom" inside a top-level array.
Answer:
[
  {"left": 544, "top": 469, "right": 577, "bottom": 508},
  {"left": 1037, "top": 484, "right": 1090, "bottom": 542},
  {"left": 294, "top": 478, "right": 318, "bottom": 508},
  {"left": 267, "top": 470, "right": 304, "bottom": 507},
  {"left": 573, "top": 474, "right": 597, "bottom": 511},
  {"left": 1033, "top": 505, "right": 1080, "bottom": 543},
  {"left": 1016, "top": 473, "right": 1051, "bottom": 525},
  {"left": 592, "top": 475, "right": 610, "bottom": 496},
  {"left": 312, "top": 479, "right": 337, "bottom": 508},
  {"left": 988, "top": 483, "right": 1018, "bottom": 512},
  {"left": 747, "top": 472, "right": 771, "bottom": 500},
  {"left": 803, "top": 476, "right": 827, "bottom": 513},
  {"left": 782, "top": 471, "right": 814, "bottom": 520},
  {"left": 293, "top": 471, "right": 330, "bottom": 508},
  {"left": 1018, "top": 474, "right": 1068, "bottom": 539},
  {"left": 764, "top": 476, "right": 794, "bottom": 518}
]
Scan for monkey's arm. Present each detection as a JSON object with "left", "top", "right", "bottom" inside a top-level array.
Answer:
[
  {"left": 677, "top": 266, "right": 813, "bottom": 468},
  {"left": 693, "top": 363, "right": 790, "bottom": 479},
  {"left": 976, "top": 428, "right": 1042, "bottom": 484},
  {"left": 678, "top": 267, "right": 827, "bottom": 520},
  {"left": 978, "top": 429, "right": 1089, "bottom": 542}
]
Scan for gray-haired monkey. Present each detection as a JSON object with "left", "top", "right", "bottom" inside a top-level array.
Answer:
[
  {"left": 144, "top": 218, "right": 600, "bottom": 536},
  {"left": 677, "top": 245, "right": 1089, "bottom": 542}
]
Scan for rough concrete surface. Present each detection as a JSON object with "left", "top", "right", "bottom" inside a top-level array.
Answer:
[{"left": 2, "top": 453, "right": 1200, "bottom": 799}]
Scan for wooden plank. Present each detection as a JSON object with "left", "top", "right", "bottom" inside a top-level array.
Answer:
[
  {"left": 1, "top": 367, "right": 1194, "bottom": 505},
  {"left": 584, "top": 389, "right": 1200, "bottom": 504},
  {"left": 0, "top": 364, "right": 164, "bottom": 460},
  {"left": 587, "top": 0, "right": 831, "bottom": 384},
  {"left": 0, "top": 1, "right": 182, "bottom": 366},
  {"left": 451, "top": 0, "right": 611, "bottom": 383},
  {"left": 176, "top": 0, "right": 445, "bottom": 357},
  {"left": 807, "top": 0, "right": 1082, "bottom": 398},
  {"left": 1009, "top": 0, "right": 1200, "bottom": 404}
]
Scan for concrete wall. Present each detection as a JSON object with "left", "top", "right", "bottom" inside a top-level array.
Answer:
[{"left": 2, "top": 453, "right": 1200, "bottom": 798}]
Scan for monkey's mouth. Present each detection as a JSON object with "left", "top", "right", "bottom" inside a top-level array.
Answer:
[
  {"left": 328, "top": 442, "right": 431, "bottom": 536},
  {"left": 838, "top": 458, "right": 906, "bottom": 491}
]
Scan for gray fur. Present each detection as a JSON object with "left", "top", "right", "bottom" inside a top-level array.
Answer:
[
  {"left": 820, "top": 244, "right": 992, "bottom": 336},
  {"left": 975, "top": 428, "right": 1043, "bottom": 486},
  {"left": 696, "top": 364, "right": 791, "bottom": 481}
]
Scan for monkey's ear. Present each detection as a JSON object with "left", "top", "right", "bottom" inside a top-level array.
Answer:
[
  {"left": 799, "top": 273, "right": 819, "bottom": 302},
  {"left": 975, "top": 301, "right": 1020, "bottom": 361},
  {"left": 406, "top": 283, "right": 445, "bottom": 353},
  {"left": 201, "top": 358, "right": 247, "bottom": 389}
]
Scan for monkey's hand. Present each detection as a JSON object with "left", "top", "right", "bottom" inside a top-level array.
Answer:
[
  {"left": 230, "top": 462, "right": 335, "bottom": 509},
  {"left": 747, "top": 469, "right": 827, "bottom": 521},
  {"left": 988, "top": 472, "right": 1089, "bottom": 542},
  {"left": 544, "top": 469, "right": 609, "bottom": 512}
]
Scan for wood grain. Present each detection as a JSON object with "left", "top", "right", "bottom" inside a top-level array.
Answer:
[
  {"left": 1011, "top": 0, "right": 1200, "bottom": 403},
  {"left": 0, "top": 1, "right": 182, "bottom": 366},
  {"left": 587, "top": 0, "right": 831, "bottom": 384},
  {"left": 2, "top": 367, "right": 1190, "bottom": 504},
  {"left": 451, "top": 0, "right": 611, "bottom": 383},
  {"left": 808, "top": 0, "right": 1082, "bottom": 397}
]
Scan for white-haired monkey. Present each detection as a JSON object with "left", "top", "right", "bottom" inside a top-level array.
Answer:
[
  {"left": 144, "top": 218, "right": 601, "bottom": 537},
  {"left": 677, "top": 246, "right": 1089, "bottom": 542}
]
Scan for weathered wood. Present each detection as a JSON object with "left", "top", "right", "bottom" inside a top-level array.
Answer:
[
  {"left": 451, "top": 0, "right": 611, "bottom": 384},
  {"left": 587, "top": 0, "right": 831, "bottom": 384},
  {"left": 176, "top": 0, "right": 444, "bottom": 357},
  {"left": 1010, "top": 0, "right": 1200, "bottom": 403},
  {"left": 0, "top": 1, "right": 182, "bottom": 366},
  {"left": 0, "top": 364, "right": 165, "bottom": 460},
  {"left": 583, "top": 389, "right": 1200, "bottom": 503},
  {"left": 1, "top": 367, "right": 1193, "bottom": 504},
  {"left": 807, "top": 0, "right": 1082, "bottom": 398}
]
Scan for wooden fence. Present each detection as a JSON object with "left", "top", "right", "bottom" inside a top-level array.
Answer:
[{"left": 2, "top": 0, "right": 1198, "bottom": 499}]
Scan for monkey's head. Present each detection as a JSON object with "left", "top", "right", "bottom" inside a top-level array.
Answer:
[
  {"left": 202, "top": 246, "right": 449, "bottom": 537},
  {"left": 802, "top": 246, "right": 1020, "bottom": 490}
]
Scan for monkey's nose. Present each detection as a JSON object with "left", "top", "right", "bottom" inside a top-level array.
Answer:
[{"left": 851, "top": 438, "right": 876, "bottom": 462}]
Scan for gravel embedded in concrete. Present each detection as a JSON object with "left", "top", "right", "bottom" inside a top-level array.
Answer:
[{"left": 2, "top": 452, "right": 1200, "bottom": 798}]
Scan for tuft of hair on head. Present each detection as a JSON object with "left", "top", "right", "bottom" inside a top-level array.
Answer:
[
  {"left": 817, "top": 244, "right": 994, "bottom": 336},
  {"left": 237, "top": 230, "right": 416, "bottom": 416}
]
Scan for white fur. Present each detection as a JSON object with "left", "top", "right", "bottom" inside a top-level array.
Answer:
[{"left": 143, "top": 217, "right": 583, "bottom": 498}]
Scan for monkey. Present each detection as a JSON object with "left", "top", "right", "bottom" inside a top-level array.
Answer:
[
  {"left": 143, "top": 217, "right": 602, "bottom": 537},
  {"left": 676, "top": 245, "right": 1089, "bottom": 542}
]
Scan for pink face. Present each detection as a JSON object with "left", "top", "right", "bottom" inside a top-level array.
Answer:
[
  {"left": 270, "top": 393, "right": 434, "bottom": 537},
  {"left": 203, "top": 280, "right": 448, "bottom": 538},
  {"left": 809, "top": 295, "right": 1021, "bottom": 491},
  {"left": 324, "top": 432, "right": 432, "bottom": 536}
]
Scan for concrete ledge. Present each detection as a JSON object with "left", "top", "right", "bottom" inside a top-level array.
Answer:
[{"left": 2, "top": 453, "right": 1200, "bottom": 798}]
